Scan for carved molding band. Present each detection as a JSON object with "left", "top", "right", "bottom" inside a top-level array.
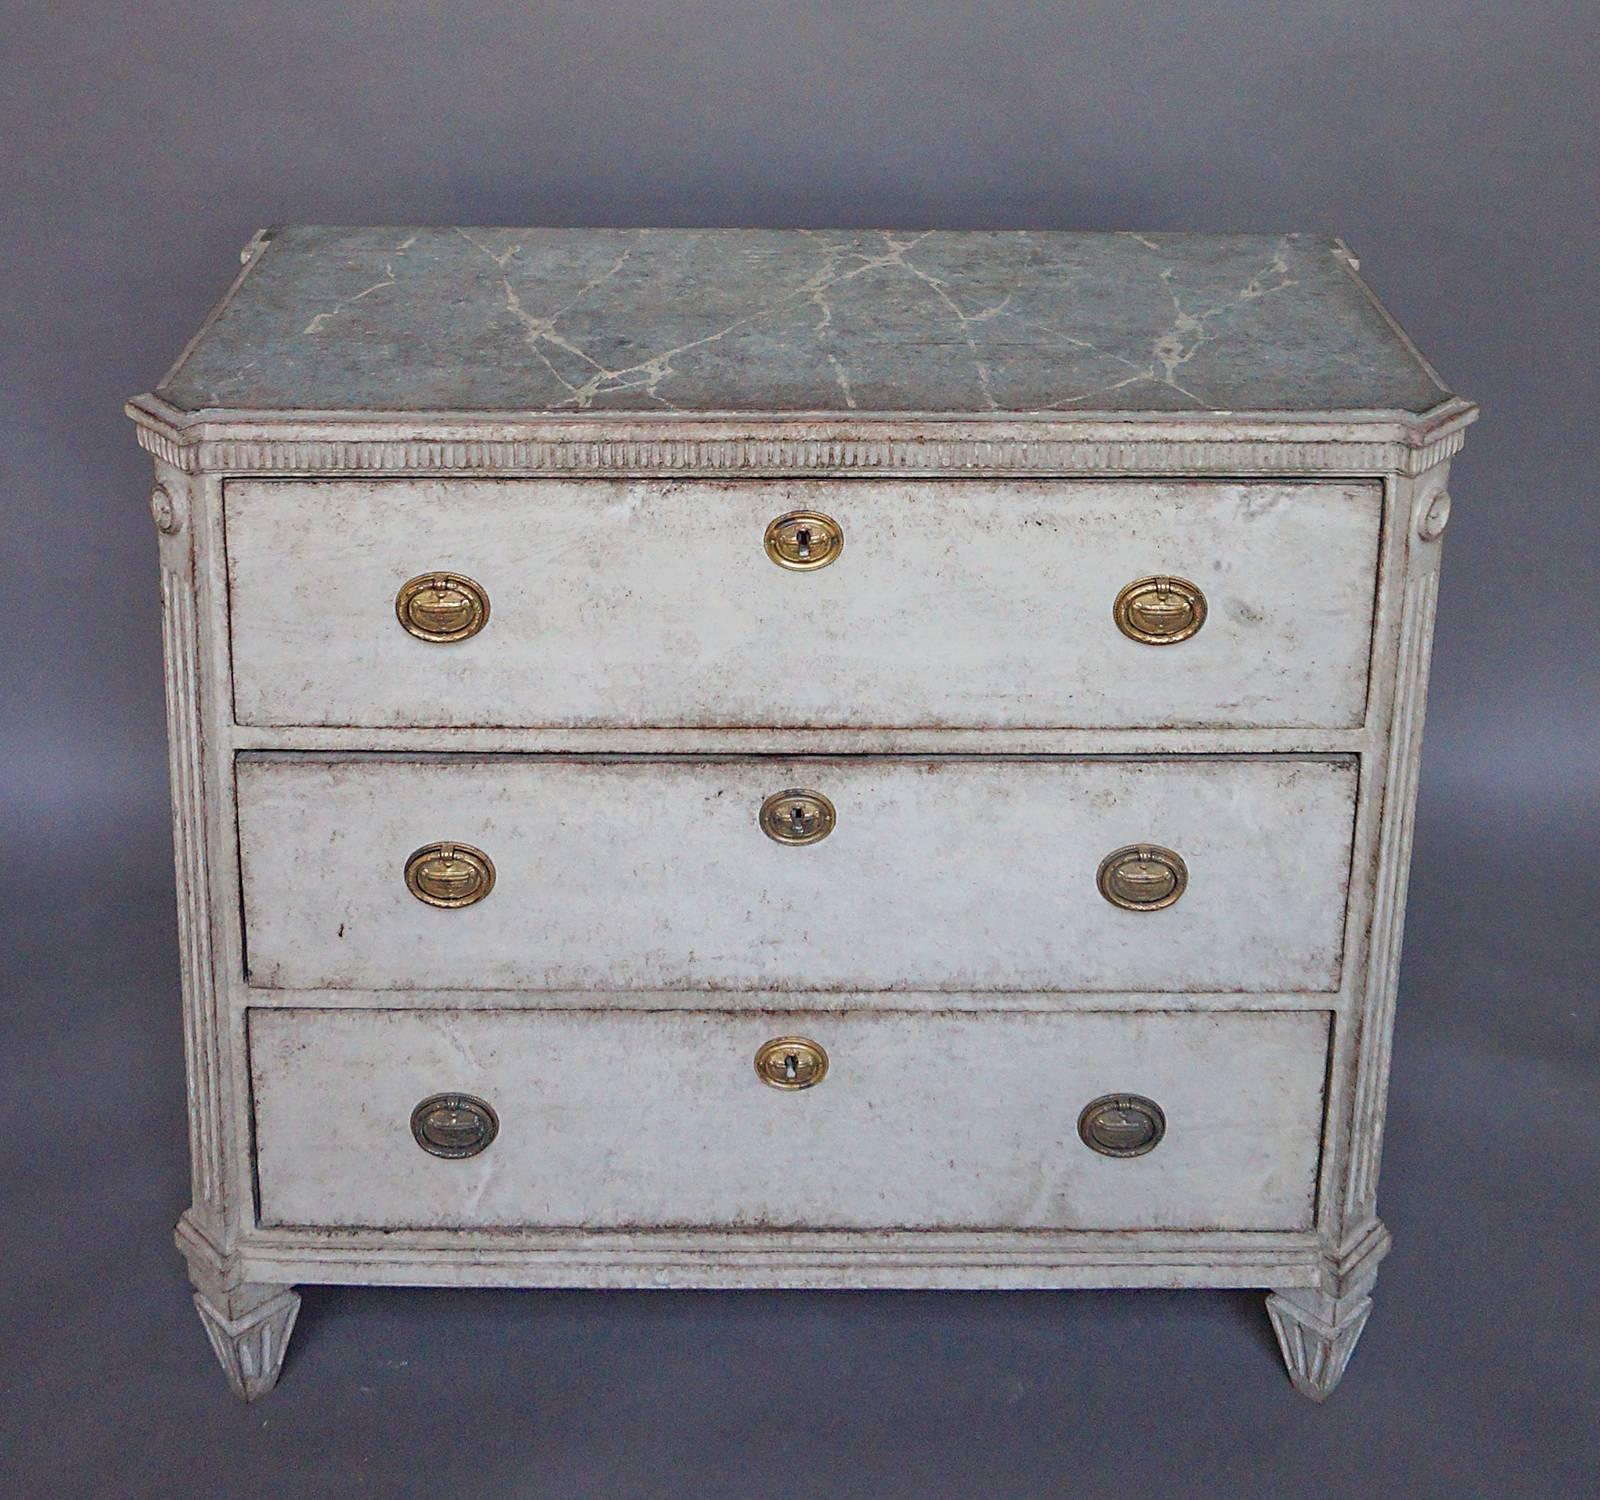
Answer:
[{"left": 131, "top": 425, "right": 1470, "bottom": 479}]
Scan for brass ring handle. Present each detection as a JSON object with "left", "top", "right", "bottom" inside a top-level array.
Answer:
[
  {"left": 1097, "top": 844, "right": 1187, "bottom": 911},
  {"left": 405, "top": 842, "right": 496, "bottom": 907},
  {"left": 396, "top": 572, "right": 490, "bottom": 642},
  {"left": 764, "top": 510, "right": 843, "bottom": 570},
  {"left": 759, "top": 789, "right": 836, "bottom": 845},
  {"left": 1078, "top": 1094, "right": 1166, "bottom": 1157},
  {"left": 410, "top": 1093, "right": 499, "bottom": 1158},
  {"left": 755, "top": 1036, "right": 829, "bottom": 1090},
  {"left": 1113, "top": 575, "right": 1206, "bottom": 644}
]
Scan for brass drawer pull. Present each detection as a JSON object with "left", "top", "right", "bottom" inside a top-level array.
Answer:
[
  {"left": 405, "top": 842, "right": 496, "bottom": 907},
  {"left": 764, "top": 509, "right": 843, "bottom": 570},
  {"left": 759, "top": 789, "right": 836, "bottom": 845},
  {"left": 1097, "top": 844, "right": 1187, "bottom": 911},
  {"left": 410, "top": 1093, "right": 499, "bottom": 1158},
  {"left": 1078, "top": 1094, "right": 1166, "bottom": 1157},
  {"left": 395, "top": 572, "right": 490, "bottom": 642},
  {"left": 755, "top": 1036, "right": 829, "bottom": 1090},
  {"left": 1113, "top": 575, "right": 1206, "bottom": 644}
]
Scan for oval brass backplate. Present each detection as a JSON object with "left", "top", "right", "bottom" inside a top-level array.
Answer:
[
  {"left": 1097, "top": 844, "right": 1187, "bottom": 911},
  {"left": 1078, "top": 1094, "right": 1166, "bottom": 1157},
  {"left": 1113, "top": 575, "right": 1206, "bottom": 644},
  {"left": 759, "top": 789, "right": 836, "bottom": 845},
  {"left": 755, "top": 1036, "right": 829, "bottom": 1090},
  {"left": 410, "top": 1093, "right": 499, "bottom": 1158},
  {"left": 405, "top": 842, "right": 496, "bottom": 908},
  {"left": 396, "top": 572, "right": 490, "bottom": 642},
  {"left": 764, "top": 509, "right": 843, "bottom": 570}
]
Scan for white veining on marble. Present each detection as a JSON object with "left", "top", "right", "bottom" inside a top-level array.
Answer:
[
  {"left": 436, "top": 228, "right": 1293, "bottom": 414},
  {"left": 297, "top": 231, "right": 418, "bottom": 336},
  {"left": 157, "top": 227, "right": 1450, "bottom": 414}
]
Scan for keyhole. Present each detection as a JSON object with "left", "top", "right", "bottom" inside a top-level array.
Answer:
[
  {"left": 784, "top": 1052, "right": 800, "bottom": 1081},
  {"left": 794, "top": 526, "right": 812, "bottom": 559},
  {"left": 790, "top": 804, "right": 808, "bottom": 832}
]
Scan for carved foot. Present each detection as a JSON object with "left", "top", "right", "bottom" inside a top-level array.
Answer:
[
  {"left": 193, "top": 1282, "right": 301, "bottom": 1402},
  {"left": 1267, "top": 1221, "right": 1389, "bottom": 1400},
  {"left": 1266, "top": 1286, "right": 1373, "bottom": 1401}
]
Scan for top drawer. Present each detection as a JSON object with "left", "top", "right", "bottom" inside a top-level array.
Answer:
[{"left": 225, "top": 478, "right": 1381, "bottom": 731}]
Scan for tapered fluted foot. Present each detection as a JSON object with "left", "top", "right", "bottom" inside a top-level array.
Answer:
[
  {"left": 1267, "top": 1220, "right": 1389, "bottom": 1401},
  {"left": 1266, "top": 1286, "right": 1372, "bottom": 1401},
  {"left": 193, "top": 1283, "right": 301, "bottom": 1402}
]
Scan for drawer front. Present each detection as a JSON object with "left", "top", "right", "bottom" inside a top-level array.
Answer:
[
  {"left": 250, "top": 1008, "right": 1330, "bottom": 1231},
  {"left": 225, "top": 478, "right": 1381, "bottom": 730},
  {"left": 237, "top": 754, "right": 1356, "bottom": 993}
]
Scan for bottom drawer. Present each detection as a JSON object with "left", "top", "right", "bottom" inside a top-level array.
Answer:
[{"left": 250, "top": 1009, "right": 1330, "bottom": 1233}]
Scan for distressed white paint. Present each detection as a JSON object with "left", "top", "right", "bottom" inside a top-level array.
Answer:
[
  {"left": 131, "top": 227, "right": 1475, "bottom": 1401},
  {"left": 225, "top": 478, "right": 1381, "bottom": 731},
  {"left": 250, "top": 1008, "right": 1329, "bottom": 1232},
  {"left": 236, "top": 754, "right": 1357, "bottom": 993}
]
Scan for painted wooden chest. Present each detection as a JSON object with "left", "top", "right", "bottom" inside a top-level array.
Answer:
[{"left": 128, "top": 227, "right": 1475, "bottom": 1400}]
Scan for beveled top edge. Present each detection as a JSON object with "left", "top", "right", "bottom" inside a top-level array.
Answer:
[
  {"left": 125, "top": 389, "right": 1477, "bottom": 482},
  {"left": 126, "top": 389, "right": 1480, "bottom": 441}
]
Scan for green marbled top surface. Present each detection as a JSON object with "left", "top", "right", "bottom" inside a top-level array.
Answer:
[{"left": 157, "top": 226, "right": 1450, "bottom": 416}]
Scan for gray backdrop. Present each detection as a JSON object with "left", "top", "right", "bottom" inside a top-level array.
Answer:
[{"left": 3, "top": 2, "right": 1594, "bottom": 1495}]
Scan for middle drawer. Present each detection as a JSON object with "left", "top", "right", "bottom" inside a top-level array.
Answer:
[{"left": 238, "top": 754, "right": 1356, "bottom": 993}]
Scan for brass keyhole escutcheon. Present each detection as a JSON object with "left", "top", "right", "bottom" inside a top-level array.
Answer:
[
  {"left": 759, "top": 789, "right": 836, "bottom": 845},
  {"left": 395, "top": 572, "right": 490, "bottom": 642},
  {"left": 755, "top": 1036, "right": 829, "bottom": 1090},
  {"left": 1113, "top": 575, "right": 1206, "bottom": 644},
  {"left": 405, "top": 842, "right": 496, "bottom": 908},
  {"left": 1078, "top": 1094, "right": 1166, "bottom": 1157},
  {"left": 410, "top": 1093, "right": 499, "bottom": 1158},
  {"left": 764, "top": 510, "right": 843, "bottom": 570},
  {"left": 1097, "top": 844, "right": 1188, "bottom": 911}
]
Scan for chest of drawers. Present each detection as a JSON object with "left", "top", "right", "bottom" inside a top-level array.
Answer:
[{"left": 129, "top": 227, "right": 1475, "bottom": 1402}]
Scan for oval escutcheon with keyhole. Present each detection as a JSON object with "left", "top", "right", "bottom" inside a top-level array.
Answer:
[
  {"left": 759, "top": 788, "right": 836, "bottom": 845},
  {"left": 764, "top": 509, "right": 843, "bottom": 570},
  {"left": 754, "top": 1036, "right": 829, "bottom": 1090}
]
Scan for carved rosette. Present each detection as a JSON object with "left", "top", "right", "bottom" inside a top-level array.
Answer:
[
  {"left": 1416, "top": 488, "right": 1451, "bottom": 541},
  {"left": 150, "top": 481, "right": 185, "bottom": 536}
]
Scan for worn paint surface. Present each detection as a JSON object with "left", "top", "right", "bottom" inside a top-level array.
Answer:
[
  {"left": 249, "top": 1007, "right": 1329, "bottom": 1232},
  {"left": 236, "top": 754, "right": 1357, "bottom": 994},
  {"left": 159, "top": 227, "right": 1449, "bottom": 415},
  {"left": 226, "top": 476, "right": 1381, "bottom": 731}
]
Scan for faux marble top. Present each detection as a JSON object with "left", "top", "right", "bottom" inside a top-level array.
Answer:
[{"left": 156, "top": 227, "right": 1451, "bottom": 417}]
